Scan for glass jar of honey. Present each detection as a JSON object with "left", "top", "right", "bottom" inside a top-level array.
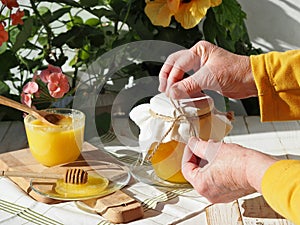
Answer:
[{"left": 129, "top": 93, "right": 233, "bottom": 184}]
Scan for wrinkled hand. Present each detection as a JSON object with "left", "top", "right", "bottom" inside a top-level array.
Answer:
[
  {"left": 159, "top": 41, "right": 258, "bottom": 99},
  {"left": 181, "top": 137, "right": 277, "bottom": 203}
]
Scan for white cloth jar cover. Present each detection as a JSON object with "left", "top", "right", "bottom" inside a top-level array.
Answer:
[{"left": 129, "top": 93, "right": 233, "bottom": 156}]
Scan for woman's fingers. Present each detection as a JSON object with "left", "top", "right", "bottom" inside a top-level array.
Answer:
[
  {"left": 168, "top": 65, "right": 216, "bottom": 99},
  {"left": 181, "top": 143, "right": 203, "bottom": 183},
  {"left": 158, "top": 49, "right": 199, "bottom": 94}
]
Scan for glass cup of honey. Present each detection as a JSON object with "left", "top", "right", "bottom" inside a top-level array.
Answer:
[{"left": 24, "top": 108, "right": 85, "bottom": 167}]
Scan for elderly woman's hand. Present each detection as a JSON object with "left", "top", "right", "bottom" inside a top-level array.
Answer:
[
  {"left": 158, "top": 41, "right": 258, "bottom": 99},
  {"left": 181, "top": 137, "right": 277, "bottom": 203}
]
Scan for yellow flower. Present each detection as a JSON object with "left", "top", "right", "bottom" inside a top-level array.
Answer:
[
  {"left": 144, "top": 0, "right": 178, "bottom": 27},
  {"left": 210, "top": 0, "right": 222, "bottom": 7},
  {"left": 144, "top": 0, "right": 222, "bottom": 29}
]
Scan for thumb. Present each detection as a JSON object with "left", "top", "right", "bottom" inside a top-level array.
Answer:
[
  {"left": 187, "top": 137, "right": 208, "bottom": 160},
  {"left": 188, "top": 137, "right": 222, "bottom": 162}
]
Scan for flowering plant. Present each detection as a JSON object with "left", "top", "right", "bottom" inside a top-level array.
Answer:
[
  {"left": 0, "top": 0, "right": 260, "bottom": 121},
  {"left": 21, "top": 65, "right": 70, "bottom": 109}
]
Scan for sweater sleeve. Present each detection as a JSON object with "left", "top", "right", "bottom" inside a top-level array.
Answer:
[
  {"left": 261, "top": 160, "right": 300, "bottom": 224},
  {"left": 250, "top": 50, "right": 300, "bottom": 121}
]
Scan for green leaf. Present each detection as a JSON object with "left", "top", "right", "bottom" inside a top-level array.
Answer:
[
  {"left": 52, "top": 26, "right": 82, "bottom": 47},
  {"left": 42, "top": 7, "right": 71, "bottom": 24},
  {"left": 11, "top": 17, "right": 34, "bottom": 53},
  {"left": 90, "top": 8, "right": 116, "bottom": 19},
  {"left": 67, "top": 16, "right": 84, "bottom": 29},
  {"left": 0, "top": 81, "right": 10, "bottom": 95},
  {"left": 39, "top": 0, "right": 81, "bottom": 7},
  {"left": 72, "top": 16, "right": 84, "bottom": 25},
  {"left": 37, "top": 35, "right": 48, "bottom": 46},
  {"left": 0, "top": 42, "right": 8, "bottom": 54},
  {"left": 126, "top": 17, "right": 154, "bottom": 40},
  {"left": 78, "top": 45, "right": 90, "bottom": 61},
  {"left": 203, "top": 0, "right": 254, "bottom": 53},
  {"left": 37, "top": 6, "right": 50, "bottom": 15},
  {"left": 80, "top": 0, "right": 99, "bottom": 7},
  {"left": 213, "top": 0, "right": 246, "bottom": 32},
  {"left": 0, "top": 51, "right": 19, "bottom": 77},
  {"left": 53, "top": 25, "right": 104, "bottom": 49},
  {"left": 88, "top": 31, "right": 105, "bottom": 47},
  {"left": 203, "top": 10, "right": 217, "bottom": 43},
  {"left": 109, "top": 0, "right": 127, "bottom": 16},
  {"left": 85, "top": 18, "right": 100, "bottom": 26},
  {"left": 8, "top": 26, "right": 20, "bottom": 44},
  {"left": 69, "top": 55, "right": 78, "bottom": 67},
  {"left": 215, "top": 0, "right": 246, "bottom": 21}
]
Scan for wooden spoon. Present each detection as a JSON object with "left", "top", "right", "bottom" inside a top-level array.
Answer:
[{"left": 0, "top": 95, "right": 64, "bottom": 126}]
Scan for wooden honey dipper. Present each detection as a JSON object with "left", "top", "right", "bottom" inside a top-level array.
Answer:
[{"left": 1, "top": 168, "right": 88, "bottom": 184}]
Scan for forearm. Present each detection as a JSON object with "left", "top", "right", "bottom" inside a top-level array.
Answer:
[{"left": 250, "top": 50, "right": 300, "bottom": 121}]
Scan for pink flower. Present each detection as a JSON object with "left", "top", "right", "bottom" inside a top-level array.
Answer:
[
  {"left": 47, "top": 72, "right": 70, "bottom": 98},
  {"left": 40, "top": 65, "right": 62, "bottom": 83},
  {"left": 22, "top": 81, "right": 39, "bottom": 94},
  {"left": 21, "top": 92, "right": 32, "bottom": 108},
  {"left": 21, "top": 81, "right": 39, "bottom": 108}
]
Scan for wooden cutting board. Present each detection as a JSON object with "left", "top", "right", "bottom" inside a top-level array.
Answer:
[
  {"left": 0, "top": 142, "right": 144, "bottom": 223},
  {"left": 0, "top": 142, "right": 104, "bottom": 203}
]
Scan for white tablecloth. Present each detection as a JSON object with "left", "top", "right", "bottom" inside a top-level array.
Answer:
[
  {"left": 0, "top": 176, "right": 210, "bottom": 225},
  {"left": 0, "top": 138, "right": 211, "bottom": 225},
  {"left": 2, "top": 116, "right": 300, "bottom": 225}
]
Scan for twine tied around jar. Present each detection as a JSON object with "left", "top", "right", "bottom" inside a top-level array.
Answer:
[{"left": 143, "top": 98, "right": 211, "bottom": 163}]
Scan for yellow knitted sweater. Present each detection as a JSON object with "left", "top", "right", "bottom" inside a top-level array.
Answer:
[{"left": 251, "top": 50, "right": 300, "bottom": 225}]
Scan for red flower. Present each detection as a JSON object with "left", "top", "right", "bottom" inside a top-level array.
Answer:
[
  {"left": 47, "top": 73, "right": 70, "bottom": 98},
  {"left": 1, "top": 0, "right": 19, "bottom": 9},
  {"left": 11, "top": 9, "right": 24, "bottom": 25},
  {"left": 0, "top": 23, "right": 8, "bottom": 47},
  {"left": 40, "top": 64, "right": 62, "bottom": 83}
]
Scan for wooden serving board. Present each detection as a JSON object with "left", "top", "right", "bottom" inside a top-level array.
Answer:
[
  {"left": 0, "top": 142, "right": 144, "bottom": 223},
  {"left": 0, "top": 142, "right": 104, "bottom": 203}
]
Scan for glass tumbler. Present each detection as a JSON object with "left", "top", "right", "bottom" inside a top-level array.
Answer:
[{"left": 24, "top": 108, "right": 85, "bottom": 167}]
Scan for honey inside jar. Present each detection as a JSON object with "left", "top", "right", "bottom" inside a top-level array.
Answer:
[
  {"left": 129, "top": 93, "right": 233, "bottom": 185},
  {"left": 148, "top": 140, "right": 188, "bottom": 183},
  {"left": 24, "top": 109, "right": 85, "bottom": 167}
]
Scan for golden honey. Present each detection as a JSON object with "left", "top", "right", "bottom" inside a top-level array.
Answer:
[
  {"left": 148, "top": 140, "right": 188, "bottom": 183},
  {"left": 24, "top": 109, "right": 85, "bottom": 167},
  {"left": 129, "top": 93, "right": 233, "bottom": 185},
  {"left": 55, "top": 174, "right": 109, "bottom": 197}
]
